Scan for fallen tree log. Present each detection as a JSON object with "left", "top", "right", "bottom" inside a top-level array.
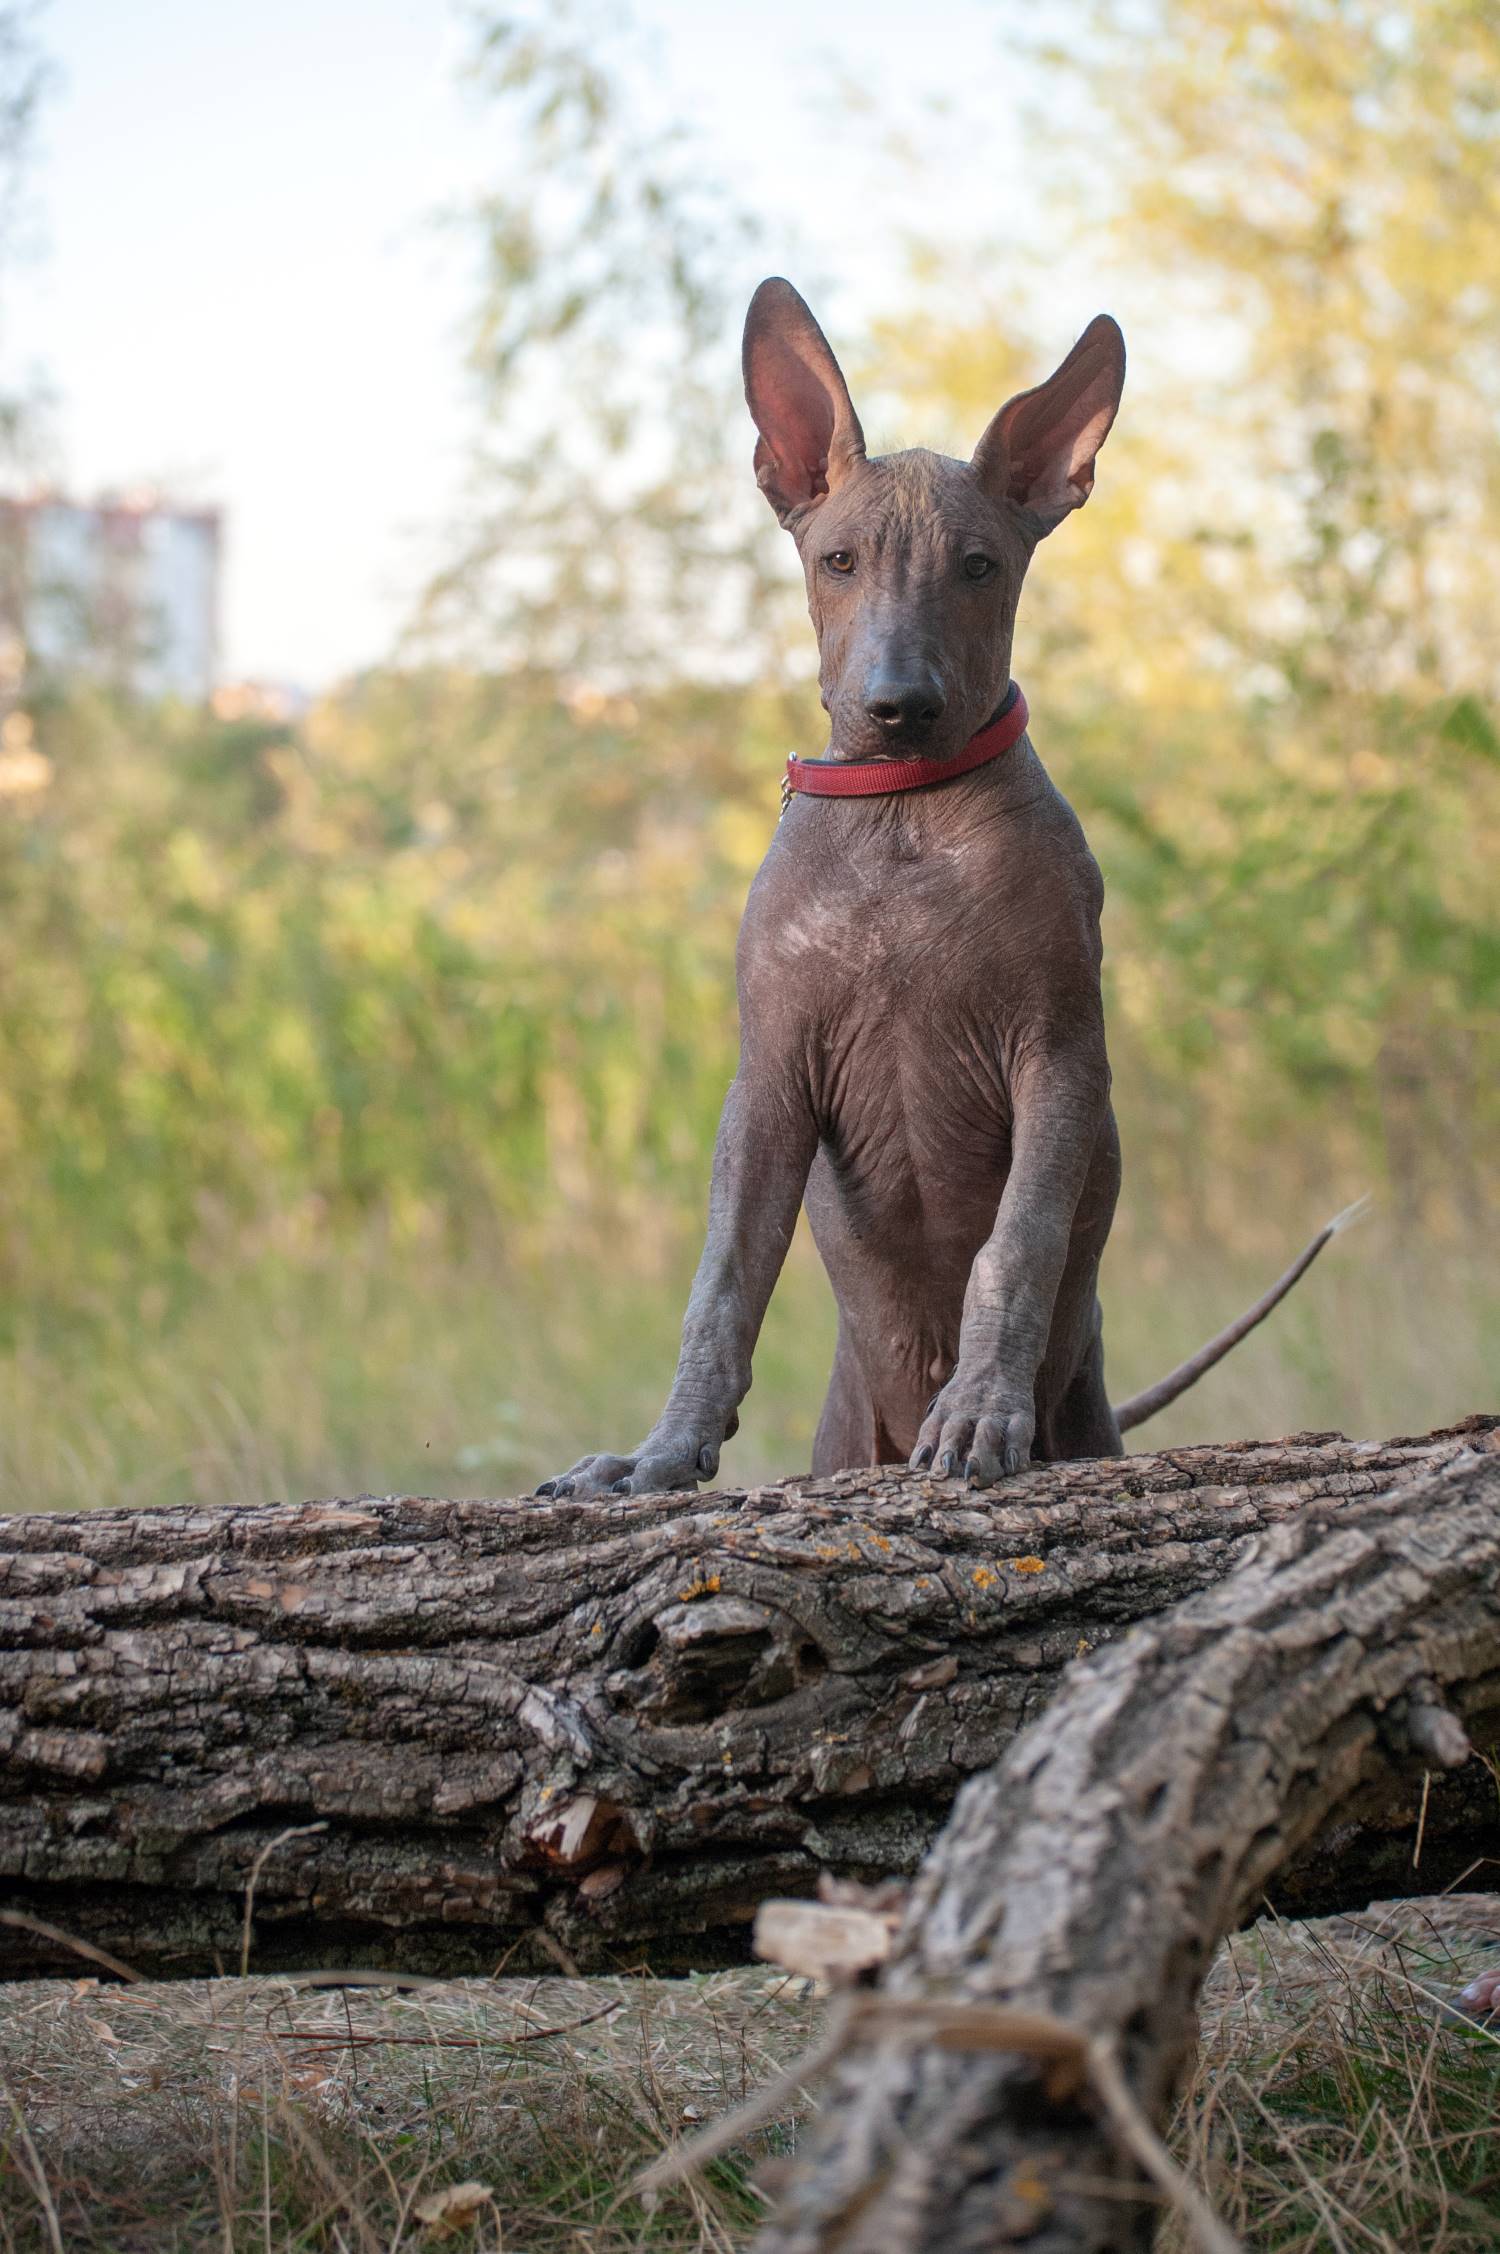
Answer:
[
  {"left": 1, "top": 1420, "right": 1495, "bottom": 1981},
  {"left": 747, "top": 1432, "right": 1500, "bottom": 2254}
]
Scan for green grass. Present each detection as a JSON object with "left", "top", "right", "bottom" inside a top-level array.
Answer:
[
  {"left": 1098, "top": 1223, "right": 1499, "bottom": 1455},
  {"left": 0, "top": 1220, "right": 836, "bottom": 1514},
  {"left": 1, "top": 1217, "right": 1494, "bottom": 1514}
]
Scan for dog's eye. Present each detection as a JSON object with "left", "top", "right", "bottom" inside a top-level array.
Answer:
[
  {"left": 823, "top": 551, "right": 855, "bottom": 574},
  {"left": 963, "top": 553, "right": 996, "bottom": 582}
]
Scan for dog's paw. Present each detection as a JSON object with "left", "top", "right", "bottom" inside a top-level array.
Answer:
[
  {"left": 535, "top": 1429, "right": 722, "bottom": 1500},
  {"left": 534, "top": 1452, "right": 641, "bottom": 1500},
  {"left": 909, "top": 1379, "right": 1036, "bottom": 1487}
]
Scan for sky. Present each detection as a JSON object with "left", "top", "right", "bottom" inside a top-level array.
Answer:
[{"left": 8, "top": 0, "right": 1069, "bottom": 688}]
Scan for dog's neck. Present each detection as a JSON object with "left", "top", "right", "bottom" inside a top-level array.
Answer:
[{"left": 785, "top": 684, "right": 1028, "bottom": 808}]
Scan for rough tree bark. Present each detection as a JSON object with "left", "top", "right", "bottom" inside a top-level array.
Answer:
[
  {"left": 1, "top": 1421, "right": 1495, "bottom": 1982},
  {"left": 749, "top": 1431, "right": 1500, "bottom": 2254}
]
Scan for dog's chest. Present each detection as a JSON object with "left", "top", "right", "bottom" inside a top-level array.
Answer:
[
  {"left": 776, "top": 854, "right": 1025, "bottom": 1162},
  {"left": 778, "top": 835, "right": 1021, "bottom": 1015}
]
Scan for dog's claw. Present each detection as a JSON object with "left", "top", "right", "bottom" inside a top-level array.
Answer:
[{"left": 537, "top": 1430, "right": 718, "bottom": 1500}]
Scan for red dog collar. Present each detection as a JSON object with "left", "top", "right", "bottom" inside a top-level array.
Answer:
[{"left": 783, "top": 682, "right": 1028, "bottom": 804}]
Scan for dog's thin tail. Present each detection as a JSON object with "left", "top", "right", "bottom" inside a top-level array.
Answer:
[{"left": 1113, "top": 1197, "right": 1370, "bottom": 1435}]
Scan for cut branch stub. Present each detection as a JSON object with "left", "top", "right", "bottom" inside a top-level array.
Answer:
[
  {"left": 754, "top": 1896, "right": 901, "bottom": 1983},
  {"left": 519, "top": 1792, "right": 645, "bottom": 1876},
  {"left": 1397, "top": 1682, "right": 1475, "bottom": 1770}
]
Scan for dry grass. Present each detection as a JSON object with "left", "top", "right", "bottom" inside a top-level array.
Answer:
[
  {"left": 1168, "top": 1897, "right": 1500, "bottom": 2252},
  {"left": 2, "top": 1901, "right": 1498, "bottom": 2251},
  {"left": 0, "top": 1966, "right": 819, "bottom": 2253}
]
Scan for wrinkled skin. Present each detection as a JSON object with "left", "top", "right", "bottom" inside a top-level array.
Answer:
[{"left": 541, "top": 280, "right": 1129, "bottom": 1497}]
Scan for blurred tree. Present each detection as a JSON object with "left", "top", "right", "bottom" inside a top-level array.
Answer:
[
  {"left": 0, "top": 3, "right": 48, "bottom": 477},
  {"left": 1074, "top": 0, "right": 1500, "bottom": 700},
  {"left": 1085, "top": 0, "right": 1500, "bottom": 1232},
  {"left": 3, "top": 0, "right": 1495, "bottom": 1317},
  {"left": 874, "top": 0, "right": 1500, "bottom": 1235},
  {"left": 414, "top": 0, "right": 801, "bottom": 687}
]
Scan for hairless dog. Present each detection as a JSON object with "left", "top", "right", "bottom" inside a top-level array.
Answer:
[{"left": 539, "top": 279, "right": 1355, "bottom": 1499}]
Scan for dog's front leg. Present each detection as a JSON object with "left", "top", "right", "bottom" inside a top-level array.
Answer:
[
  {"left": 912, "top": 1047, "right": 1109, "bottom": 1484},
  {"left": 537, "top": 1069, "right": 817, "bottom": 1498}
]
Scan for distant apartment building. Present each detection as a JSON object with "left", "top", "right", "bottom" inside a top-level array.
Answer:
[{"left": 0, "top": 491, "right": 221, "bottom": 704}]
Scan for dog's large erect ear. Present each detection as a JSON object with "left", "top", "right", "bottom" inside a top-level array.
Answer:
[
  {"left": 743, "top": 278, "right": 866, "bottom": 523},
  {"left": 971, "top": 315, "right": 1125, "bottom": 536}
]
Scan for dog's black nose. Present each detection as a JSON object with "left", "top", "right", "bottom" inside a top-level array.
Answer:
[{"left": 865, "top": 678, "right": 945, "bottom": 729}]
